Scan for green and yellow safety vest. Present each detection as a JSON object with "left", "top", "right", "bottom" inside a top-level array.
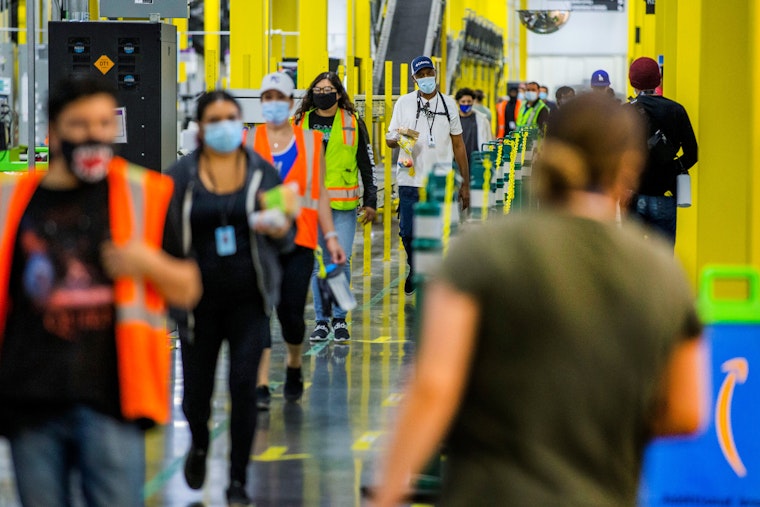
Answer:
[
  {"left": 517, "top": 100, "right": 548, "bottom": 128},
  {"left": 302, "top": 108, "right": 360, "bottom": 211}
]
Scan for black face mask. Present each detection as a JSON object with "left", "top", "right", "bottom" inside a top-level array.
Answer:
[
  {"left": 59, "top": 139, "right": 114, "bottom": 184},
  {"left": 313, "top": 92, "right": 338, "bottom": 111}
]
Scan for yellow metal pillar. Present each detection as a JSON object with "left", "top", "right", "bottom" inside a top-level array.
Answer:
[
  {"left": 399, "top": 63, "right": 408, "bottom": 96},
  {"left": 356, "top": 0, "right": 371, "bottom": 94},
  {"left": 695, "top": 1, "right": 753, "bottom": 274},
  {"left": 271, "top": 0, "right": 297, "bottom": 66},
  {"left": 298, "top": 0, "right": 328, "bottom": 89},
  {"left": 173, "top": 19, "right": 189, "bottom": 83},
  {"left": 519, "top": 0, "right": 527, "bottom": 82},
  {"left": 345, "top": 0, "right": 355, "bottom": 95},
  {"left": 383, "top": 61, "right": 393, "bottom": 262},
  {"left": 669, "top": 0, "right": 701, "bottom": 282},
  {"left": 204, "top": 0, "right": 220, "bottom": 90},
  {"left": 230, "top": 0, "right": 268, "bottom": 88},
  {"left": 18, "top": 0, "right": 25, "bottom": 45},
  {"left": 88, "top": 0, "right": 98, "bottom": 19},
  {"left": 753, "top": 1, "right": 760, "bottom": 268}
]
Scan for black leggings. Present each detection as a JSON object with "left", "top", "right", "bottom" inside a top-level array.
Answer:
[
  {"left": 277, "top": 246, "right": 315, "bottom": 345},
  {"left": 180, "top": 292, "right": 269, "bottom": 484}
]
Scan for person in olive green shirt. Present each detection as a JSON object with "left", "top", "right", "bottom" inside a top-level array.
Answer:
[{"left": 372, "top": 93, "right": 707, "bottom": 507}]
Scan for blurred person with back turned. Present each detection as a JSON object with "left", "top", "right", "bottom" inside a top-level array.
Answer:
[
  {"left": 371, "top": 93, "right": 707, "bottom": 507},
  {"left": 0, "top": 75, "right": 202, "bottom": 507},
  {"left": 626, "top": 56, "right": 698, "bottom": 247}
]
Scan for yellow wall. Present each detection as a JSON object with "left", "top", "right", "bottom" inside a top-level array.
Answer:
[
  {"left": 696, "top": 2, "right": 752, "bottom": 272},
  {"left": 272, "top": 0, "right": 298, "bottom": 61}
]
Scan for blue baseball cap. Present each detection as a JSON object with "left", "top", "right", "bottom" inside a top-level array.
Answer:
[
  {"left": 411, "top": 56, "right": 435, "bottom": 75},
  {"left": 590, "top": 69, "right": 611, "bottom": 87}
]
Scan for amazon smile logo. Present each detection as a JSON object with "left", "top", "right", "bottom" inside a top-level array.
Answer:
[{"left": 715, "top": 357, "right": 748, "bottom": 477}]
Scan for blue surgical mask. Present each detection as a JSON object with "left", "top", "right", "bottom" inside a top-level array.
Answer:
[
  {"left": 459, "top": 104, "right": 473, "bottom": 114},
  {"left": 539, "top": 91, "right": 548, "bottom": 100},
  {"left": 261, "top": 100, "right": 291, "bottom": 125},
  {"left": 203, "top": 120, "right": 243, "bottom": 153},
  {"left": 525, "top": 91, "right": 538, "bottom": 102},
  {"left": 517, "top": 92, "right": 526, "bottom": 101},
  {"left": 416, "top": 76, "right": 437, "bottom": 95}
]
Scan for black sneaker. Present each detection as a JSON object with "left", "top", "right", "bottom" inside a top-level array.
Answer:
[
  {"left": 309, "top": 320, "right": 330, "bottom": 342},
  {"left": 183, "top": 443, "right": 207, "bottom": 490},
  {"left": 284, "top": 366, "right": 304, "bottom": 402},
  {"left": 332, "top": 318, "right": 350, "bottom": 342},
  {"left": 404, "top": 272, "right": 416, "bottom": 296},
  {"left": 226, "top": 480, "right": 252, "bottom": 507},
  {"left": 256, "top": 385, "right": 271, "bottom": 411}
]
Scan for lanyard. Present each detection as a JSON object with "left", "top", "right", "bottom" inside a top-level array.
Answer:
[
  {"left": 415, "top": 92, "right": 443, "bottom": 139},
  {"left": 201, "top": 150, "right": 243, "bottom": 226}
]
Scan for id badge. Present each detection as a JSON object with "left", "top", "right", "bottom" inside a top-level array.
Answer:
[
  {"left": 215, "top": 225, "right": 237, "bottom": 256},
  {"left": 428, "top": 133, "right": 436, "bottom": 147}
]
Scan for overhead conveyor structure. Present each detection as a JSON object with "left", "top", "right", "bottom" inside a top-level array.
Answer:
[{"left": 372, "top": 0, "right": 445, "bottom": 94}]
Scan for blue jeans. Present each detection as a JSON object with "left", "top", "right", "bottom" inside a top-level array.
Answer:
[
  {"left": 632, "top": 194, "right": 677, "bottom": 247},
  {"left": 311, "top": 209, "right": 357, "bottom": 320},
  {"left": 398, "top": 186, "right": 420, "bottom": 271},
  {"left": 9, "top": 405, "right": 145, "bottom": 507}
]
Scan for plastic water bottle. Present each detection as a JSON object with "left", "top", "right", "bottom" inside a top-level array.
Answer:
[{"left": 324, "top": 263, "right": 357, "bottom": 311}]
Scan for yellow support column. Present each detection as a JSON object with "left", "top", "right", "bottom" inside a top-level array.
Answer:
[
  {"left": 383, "top": 61, "right": 393, "bottom": 262},
  {"left": 519, "top": 0, "right": 527, "bottom": 82},
  {"left": 752, "top": 0, "right": 760, "bottom": 268},
  {"left": 356, "top": 0, "right": 371, "bottom": 95},
  {"left": 88, "top": 0, "right": 98, "bottom": 19},
  {"left": 173, "top": 19, "right": 189, "bottom": 83},
  {"left": 670, "top": 0, "right": 701, "bottom": 283},
  {"left": 271, "top": 0, "right": 297, "bottom": 65},
  {"left": 204, "top": 0, "right": 220, "bottom": 90},
  {"left": 399, "top": 63, "right": 408, "bottom": 96},
  {"left": 18, "top": 0, "right": 24, "bottom": 45},
  {"left": 345, "top": 0, "right": 355, "bottom": 95},
  {"left": 298, "top": 0, "right": 328, "bottom": 89},
  {"left": 695, "top": 1, "right": 752, "bottom": 274},
  {"left": 230, "top": 0, "right": 267, "bottom": 88}
]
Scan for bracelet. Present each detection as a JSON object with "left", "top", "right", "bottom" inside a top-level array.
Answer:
[{"left": 324, "top": 231, "right": 339, "bottom": 240}]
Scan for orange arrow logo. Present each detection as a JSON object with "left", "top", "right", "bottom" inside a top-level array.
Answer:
[{"left": 715, "top": 357, "right": 748, "bottom": 477}]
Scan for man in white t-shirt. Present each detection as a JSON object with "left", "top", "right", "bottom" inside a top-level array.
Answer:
[{"left": 386, "top": 55, "right": 470, "bottom": 296}]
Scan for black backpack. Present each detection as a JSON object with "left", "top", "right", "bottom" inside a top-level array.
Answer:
[{"left": 629, "top": 96, "right": 678, "bottom": 165}]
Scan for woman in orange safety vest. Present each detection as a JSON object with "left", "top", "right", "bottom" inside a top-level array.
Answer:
[{"left": 248, "top": 72, "right": 346, "bottom": 411}]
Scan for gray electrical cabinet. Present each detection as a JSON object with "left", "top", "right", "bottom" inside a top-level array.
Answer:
[
  {"left": 48, "top": 21, "right": 177, "bottom": 172},
  {"left": 99, "top": 0, "right": 189, "bottom": 19}
]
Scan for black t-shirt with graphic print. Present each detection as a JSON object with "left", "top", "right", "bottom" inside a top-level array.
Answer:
[{"left": 0, "top": 181, "right": 120, "bottom": 434}]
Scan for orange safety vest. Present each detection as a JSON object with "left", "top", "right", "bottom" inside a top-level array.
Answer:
[
  {"left": 0, "top": 157, "right": 174, "bottom": 425},
  {"left": 496, "top": 100, "right": 508, "bottom": 139},
  {"left": 248, "top": 125, "right": 322, "bottom": 250}
]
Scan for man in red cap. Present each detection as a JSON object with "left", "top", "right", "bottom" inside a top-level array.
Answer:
[{"left": 626, "top": 56, "right": 698, "bottom": 247}]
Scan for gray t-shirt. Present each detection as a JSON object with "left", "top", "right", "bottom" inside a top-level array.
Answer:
[
  {"left": 459, "top": 113, "right": 479, "bottom": 165},
  {"left": 437, "top": 212, "right": 701, "bottom": 506}
]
